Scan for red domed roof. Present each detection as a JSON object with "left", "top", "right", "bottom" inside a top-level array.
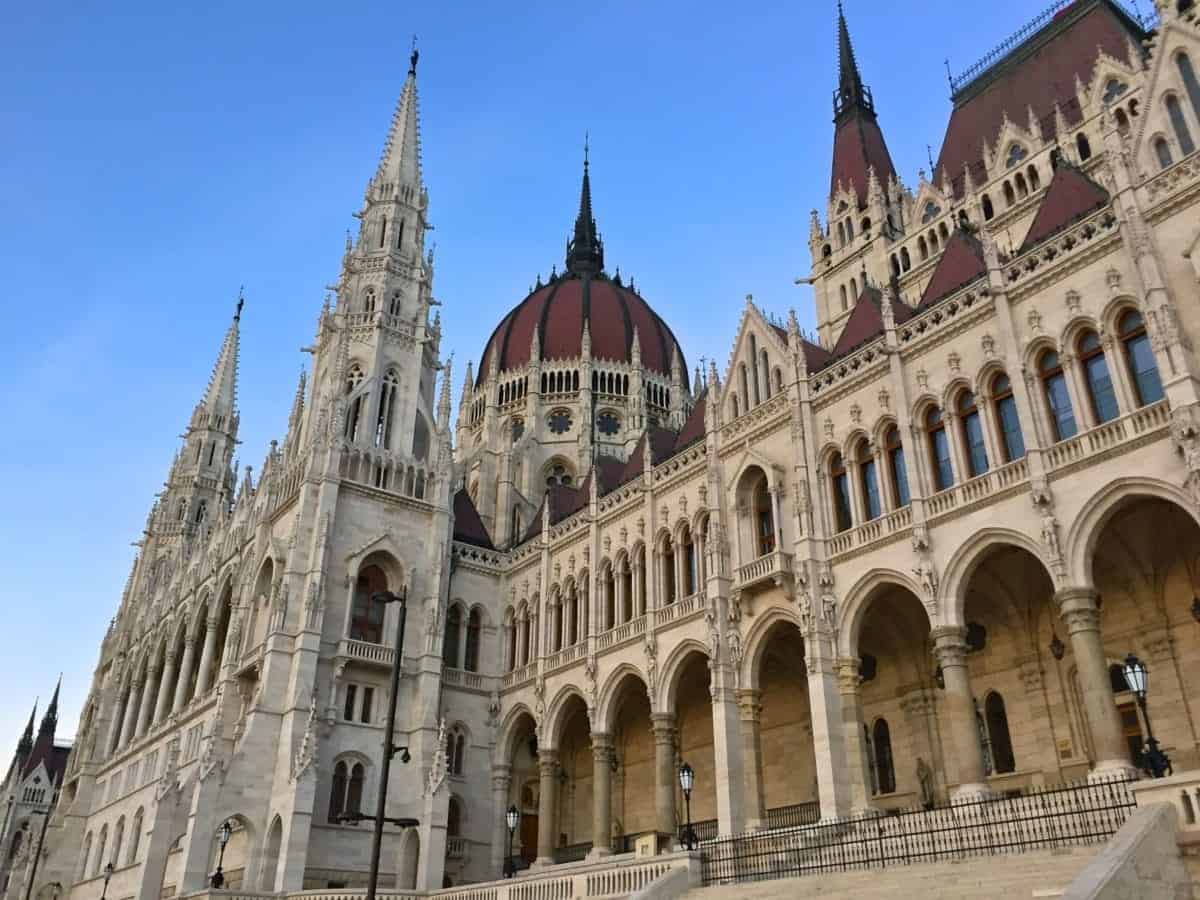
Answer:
[{"left": 477, "top": 272, "right": 687, "bottom": 388}]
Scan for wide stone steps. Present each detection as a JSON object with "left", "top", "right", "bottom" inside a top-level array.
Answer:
[{"left": 688, "top": 846, "right": 1096, "bottom": 900}]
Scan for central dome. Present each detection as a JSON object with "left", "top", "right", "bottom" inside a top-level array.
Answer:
[
  {"left": 476, "top": 153, "right": 687, "bottom": 387},
  {"left": 477, "top": 272, "right": 687, "bottom": 386}
]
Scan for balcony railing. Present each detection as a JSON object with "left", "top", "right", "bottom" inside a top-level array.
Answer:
[
  {"left": 735, "top": 549, "right": 794, "bottom": 592},
  {"left": 595, "top": 615, "right": 647, "bottom": 651},
  {"left": 654, "top": 593, "right": 704, "bottom": 627},
  {"left": 829, "top": 505, "right": 912, "bottom": 558},
  {"left": 445, "top": 836, "right": 466, "bottom": 859},
  {"left": 502, "top": 662, "right": 536, "bottom": 690},
  {"left": 337, "top": 638, "right": 396, "bottom": 669},
  {"left": 545, "top": 643, "right": 587, "bottom": 672}
]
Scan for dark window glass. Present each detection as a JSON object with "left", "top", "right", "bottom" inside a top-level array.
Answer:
[
  {"left": 1167, "top": 95, "right": 1197, "bottom": 156},
  {"left": 343, "top": 684, "right": 357, "bottom": 722},
  {"left": 464, "top": 609, "right": 482, "bottom": 672},
  {"left": 443, "top": 606, "right": 462, "bottom": 669},
  {"left": 350, "top": 566, "right": 388, "bottom": 643},
  {"left": 1119, "top": 311, "right": 1164, "bottom": 406},
  {"left": 347, "top": 764, "right": 365, "bottom": 816},
  {"left": 927, "top": 409, "right": 954, "bottom": 491},
  {"left": 548, "top": 410, "right": 572, "bottom": 434},
  {"left": 360, "top": 687, "right": 373, "bottom": 724},
  {"left": 329, "top": 762, "right": 347, "bottom": 823},
  {"left": 831, "top": 455, "right": 852, "bottom": 532},
  {"left": 1039, "top": 351, "right": 1077, "bottom": 441},
  {"left": 597, "top": 412, "right": 620, "bottom": 436},
  {"left": 958, "top": 392, "right": 989, "bottom": 477},
  {"left": 754, "top": 477, "right": 776, "bottom": 554},
  {"left": 860, "top": 451, "right": 881, "bottom": 521},
  {"left": 985, "top": 693, "right": 1016, "bottom": 774},
  {"left": 992, "top": 375, "right": 1026, "bottom": 462},
  {"left": 885, "top": 427, "right": 909, "bottom": 507},
  {"left": 872, "top": 719, "right": 896, "bottom": 795},
  {"left": 1079, "top": 332, "right": 1119, "bottom": 423}
]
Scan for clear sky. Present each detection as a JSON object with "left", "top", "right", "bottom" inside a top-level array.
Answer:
[{"left": 0, "top": 0, "right": 1058, "bottom": 755}]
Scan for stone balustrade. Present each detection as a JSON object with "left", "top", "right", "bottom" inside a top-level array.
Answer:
[
  {"left": 1131, "top": 769, "right": 1200, "bottom": 839},
  {"left": 338, "top": 638, "right": 397, "bottom": 669},
  {"left": 735, "top": 549, "right": 794, "bottom": 592}
]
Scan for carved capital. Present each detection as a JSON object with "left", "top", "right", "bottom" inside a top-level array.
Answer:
[{"left": 931, "top": 625, "right": 969, "bottom": 668}]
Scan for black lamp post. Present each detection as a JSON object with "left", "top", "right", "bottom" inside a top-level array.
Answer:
[
  {"left": 1123, "top": 653, "right": 1172, "bottom": 778},
  {"left": 504, "top": 804, "right": 520, "bottom": 878},
  {"left": 99, "top": 864, "right": 114, "bottom": 900},
  {"left": 210, "top": 820, "right": 232, "bottom": 889},
  {"left": 678, "top": 762, "right": 696, "bottom": 851}
]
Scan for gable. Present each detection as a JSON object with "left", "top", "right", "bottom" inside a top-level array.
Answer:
[
  {"left": 919, "top": 229, "right": 987, "bottom": 307},
  {"left": 1018, "top": 164, "right": 1110, "bottom": 252}
]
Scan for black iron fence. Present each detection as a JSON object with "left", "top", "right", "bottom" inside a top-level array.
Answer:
[{"left": 700, "top": 776, "right": 1136, "bottom": 887}]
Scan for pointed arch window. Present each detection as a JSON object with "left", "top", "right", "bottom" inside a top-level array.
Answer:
[
  {"left": 1039, "top": 350, "right": 1077, "bottom": 441},
  {"left": 1179, "top": 53, "right": 1200, "bottom": 123},
  {"left": 900, "top": 247, "right": 911, "bottom": 271},
  {"left": 681, "top": 526, "right": 696, "bottom": 596},
  {"left": 443, "top": 606, "right": 462, "bottom": 669},
  {"left": 661, "top": 539, "right": 676, "bottom": 605},
  {"left": 981, "top": 194, "right": 995, "bottom": 220},
  {"left": 918, "top": 236, "right": 929, "bottom": 261},
  {"left": 349, "top": 565, "right": 388, "bottom": 644},
  {"left": 857, "top": 441, "right": 881, "bottom": 521},
  {"left": 375, "top": 369, "right": 400, "bottom": 449},
  {"left": 839, "top": 284, "right": 848, "bottom": 311},
  {"left": 871, "top": 718, "right": 896, "bottom": 795},
  {"left": 984, "top": 692, "right": 1016, "bottom": 774},
  {"left": 128, "top": 808, "right": 144, "bottom": 864},
  {"left": 194, "top": 499, "right": 208, "bottom": 524},
  {"left": 1166, "top": 95, "right": 1196, "bottom": 157},
  {"left": 926, "top": 407, "right": 954, "bottom": 491},
  {"left": 78, "top": 833, "right": 93, "bottom": 881},
  {"left": 363, "top": 289, "right": 377, "bottom": 314},
  {"left": 346, "top": 763, "right": 365, "bottom": 817},
  {"left": 1076, "top": 133, "right": 1092, "bottom": 161},
  {"left": 991, "top": 374, "right": 1025, "bottom": 462},
  {"left": 754, "top": 474, "right": 776, "bottom": 554},
  {"left": 884, "top": 425, "right": 909, "bottom": 507},
  {"left": 94, "top": 825, "right": 108, "bottom": 877},
  {"left": 389, "top": 291, "right": 402, "bottom": 317},
  {"left": 111, "top": 818, "right": 125, "bottom": 870},
  {"left": 1079, "top": 331, "right": 1119, "bottom": 423},
  {"left": 464, "top": 608, "right": 482, "bottom": 672},
  {"left": 830, "top": 453, "right": 852, "bottom": 532},
  {"left": 450, "top": 730, "right": 467, "bottom": 776},
  {"left": 1119, "top": 310, "right": 1164, "bottom": 406},
  {"left": 1156, "top": 137, "right": 1174, "bottom": 170},
  {"left": 958, "top": 391, "right": 988, "bottom": 477},
  {"left": 345, "top": 365, "right": 367, "bottom": 442},
  {"left": 397, "top": 218, "right": 406, "bottom": 250}
]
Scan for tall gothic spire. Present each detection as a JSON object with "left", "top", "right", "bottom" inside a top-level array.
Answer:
[
  {"left": 38, "top": 677, "right": 60, "bottom": 738},
  {"left": 374, "top": 43, "right": 423, "bottom": 190},
  {"left": 16, "top": 701, "right": 36, "bottom": 759},
  {"left": 835, "top": 1, "right": 868, "bottom": 116},
  {"left": 565, "top": 137, "right": 604, "bottom": 275},
  {"left": 197, "top": 292, "right": 242, "bottom": 426}
]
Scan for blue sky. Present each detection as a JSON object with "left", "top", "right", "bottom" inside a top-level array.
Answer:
[{"left": 0, "top": 0, "right": 1058, "bottom": 754}]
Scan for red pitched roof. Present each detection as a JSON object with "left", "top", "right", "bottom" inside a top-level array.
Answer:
[
  {"left": 833, "top": 286, "right": 913, "bottom": 356},
  {"left": 919, "top": 229, "right": 987, "bottom": 307},
  {"left": 673, "top": 390, "right": 708, "bottom": 450},
  {"left": 1018, "top": 163, "right": 1110, "bottom": 252},
  {"left": 452, "top": 490, "right": 493, "bottom": 549},
  {"left": 935, "top": 0, "right": 1142, "bottom": 198},
  {"left": 831, "top": 115, "right": 897, "bottom": 207}
]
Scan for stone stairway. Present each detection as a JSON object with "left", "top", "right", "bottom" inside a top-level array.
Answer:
[{"left": 687, "top": 845, "right": 1097, "bottom": 899}]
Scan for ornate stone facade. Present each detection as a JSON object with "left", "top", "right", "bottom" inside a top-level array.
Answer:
[{"left": 15, "top": 3, "right": 1200, "bottom": 899}]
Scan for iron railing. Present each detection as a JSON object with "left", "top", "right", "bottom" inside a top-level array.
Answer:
[{"left": 700, "top": 776, "right": 1136, "bottom": 887}]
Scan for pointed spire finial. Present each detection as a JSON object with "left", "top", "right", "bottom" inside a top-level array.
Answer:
[
  {"left": 566, "top": 140, "right": 604, "bottom": 275},
  {"left": 17, "top": 700, "right": 36, "bottom": 758},
  {"left": 409, "top": 35, "right": 419, "bottom": 76},
  {"left": 835, "top": 0, "right": 868, "bottom": 116},
  {"left": 235, "top": 285, "right": 245, "bottom": 321}
]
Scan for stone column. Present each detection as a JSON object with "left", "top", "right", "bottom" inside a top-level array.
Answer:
[
  {"left": 737, "top": 689, "right": 766, "bottom": 830},
  {"left": 194, "top": 619, "right": 220, "bottom": 695},
  {"left": 1055, "top": 587, "right": 1133, "bottom": 776},
  {"left": 490, "top": 765, "right": 511, "bottom": 877},
  {"left": 172, "top": 638, "right": 197, "bottom": 712},
  {"left": 135, "top": 663, "right": 159, "bottom": 737},
  {"left": 837, "top": 658, "right": 874, "bottom": 813},
  {"left": 932, "top": 626, "right": 990, "bottom": 800},
  {"left": 590, "top": 733, "right": 614, "bottom": 858},
  {"left": 517, "top": 614, "right": 529, "bottom": 667},
  {"left": 153, "top": 650, "right": 178, "bottom": 724},
  {"left": 651, "top": 713, "right": 677, "bottom": 841},
  {"left": 535, "top": 750, "right": 559, "bottom": 866},
  {"left": 710, "top": 677, "right": 747, "bottom": 836},
  {"left": 118, "top": 676, "right": 142, "bottom": 748},
  {"left": 107, "top": 685, "right": 129, "bottom": 754},
  {"left": 808, "top": 653, "right": 852, "bottom": 819},
  {"left": 1017, "top": 659, "right": 1063, "bottom": 780}
]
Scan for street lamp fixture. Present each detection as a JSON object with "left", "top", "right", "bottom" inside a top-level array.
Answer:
[
  {"left": 100, "top": 863, "right": 114, "bottom": 900},
  {"left": 504, "top": 804, "right": 520, "bottom": 878},
  {"left": 678, "top": 762, "right": 696, "bottom": 851},
  {"left": 1122, "top": 653, "right": 1172, "bottom": 778},
  {"left": 210, "top": 821, "right": 233, "bottom": 889}
]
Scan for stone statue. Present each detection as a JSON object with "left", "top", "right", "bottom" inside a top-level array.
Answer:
[{"left": 917, "top": 757, "right": 935, "bottom": 809}]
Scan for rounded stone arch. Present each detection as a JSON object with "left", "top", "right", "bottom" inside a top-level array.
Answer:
[
  {"left": 1066, "top": 477, "right": 1200, "bottom": 588},
  {"left": 672, "top": 515, "right": 692, "bottom": 544},
  {"left": 940, "top": 527, "right": 1056, "bottom": 628},
  {"left": 940, "top": 375, "right": 973, "bottom": 411},
  {"left": 870, "top": 414, "right": 900, "bottom": 447},
  {"left": 909, "top": 391, "right": 941, "bottom": 428},
  {"left": 657, "top": 639, "right": 710, "bottom": 713},
  {"left": 816, "top": 440, "right": 843, "bottom": 473},
  {"left": 838, "top": 568, "right": 927, "bottom": 657},
  {"left": 596, "top": 663, "right": 649, "bottom": 733},
  {"left": 215, "top": 563, "right": 240, "bottom": 605},
  {"left": 541, "top": 684, "right": 589, "bottom": 750},
  {"left": 1099, "top": 293, "right": 1144, "bottom": 334},
  {"left": 739, "top": 605, "right": 803, "bottom": 690},
  {"left": 467, "top": 602, "right": 491, "bottom": 630},
  {"left": 191, "top": 591, "right": 214, "bottom": 633},
  {"left": 250, "top": 555, "right": 277, "bottom": 601},
  {"left": 1023, "top": 334, "right": 1061, "bottom": 371},
  {"left": 351, "top": 547, "right": 406, "bottom": 591},
  {"left": 1060, "top": 312, "right": 1103, "bottom": 351},
  {"left": 495, "top": 703, "right": 538, "bottom": 763},
  {"left": 205, "top": 813, "right": 259, "bottom": 890},
  {"left": 841, "top": 427, "right": 870, "bottom": 460},
  {"left": 973, "top": 358, "right": 1009, "bottom": 396},
  {"left": 691, "top": 507, "right": 711, "bottom": 537}
]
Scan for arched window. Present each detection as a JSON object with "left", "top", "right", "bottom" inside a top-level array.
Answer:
[
  {"left": 660, "top": 539, "right": 676, "bottom": 604},
  {"left": 984, "top": 693, "right": 1016, "bottom": 774},
  {"left": 958, "top": 391, "right": 988, "bottom": 477},
  {"left": 839, "top": 284, "right": 848, "bottom": 311},
  {"left": 447, "top": 797, "right": 462, "bottom": 837},
  {"left": 449, "top": 729, "right": 467, "bottom": 775},
  {"left": 464, "top": 608, "right": 482, "bottom": 672},
  {"left": 362, "top": 289, "right": 377, "bottom": 314},
  {"left": 830, "top": 453, "right": 852, "bottom": 532},
  {"left": 1076, "top": 132, "right": 1092, "bottom": 161},
  {"left": 505, "top": 613, "right": 517, "bottom": 672},
  {"left": 1115, "top": 108, "right": 1130, "bottom": 134},
  {"left": 1027, "top": 165, "right": 1040, "bottom": 191},
  {"left": 1078, "top": 331, "right": 1119, "bottom": 423},
  {"left": 412, "top": 414, "right": 430, "bottom": 462},
  {"left": 344, "top": 364, "right": 366, "bottom": 442},
  {"left": 396, "top": 219, "right": 405, "bottom": 251},
  {"left": 349, "top": 565, "right": 388, "bottom": 644},
  {"left": 850, "top": 276, "right": 858, "bottom": 299},
  {"left": 857, "top": 441, "right": 881, "bottom": 521},
  {"left": 681, "top": 527, "right": 696, "bottom": 596},
  {"left": 194, "top": 499, "right": 208, "bottom": 524},
  {"left": 918, "top": 235, "right": 928, "bottom": 260},
  {"left": 760, "top": 349, "right": 772, "bottom": 400},
  {"left": 1003, "top": 181, "right": 1016, "bottom": 206},
  {"left": 79, "top": 832, "right": 93, "bottom": 880},
  {"left": 749, "top": 334, "right": 761, "bottom": 406},
  {"left": 1117, "top": 309, "right": 1164, "bottom": 406},
  {"left": 845, "top": 218, "right": 854, "bottom": 240},
  {"left": 872, "top": 719, "right": 896, "bottom": 795},
  {"left": 347, "top": 763, "right": 365, "bottom": 816},
  {"left": 900, "top": 247, "right": 911, "bottom": 271},
  {"left": 94, "top": 825, "right": 108, "bottom": 877},
  {"left": 1156, "top": 137, "right": 1174, "bottom": 170},
  {"left": 128, "top": 808, "right": 144, "bottom": 864},
  {"left": 891, "top": 254, "right": 901, "bottom": 277},
  {"left": 938, "top": 221, "right": 950, "bottom": 241},
  {"left": 926, "top": 407, "right": 954, "bottom": 491},
  {"left": 731, "top": 393, "right": 740, "bottom": 418},
  {"left": 981, "top": 194, "right": 995, "bottom": 220},
  {"left": 1180, "top": 53, "right": 1200, "bottom": 123},
  {"left": 884, "top": 425, "right": 909, "bottom": 507},
  {"left": 1039, "top": 350, "right": 1077, "bottom": 441},
  {"left": 754, "top": 475, "right": 776, "bottom": 555},
  {"left": 442, "top": 605, "right": 462, "bottom": 669},
  {"left": 929, "top": 230, "right": 940, "bottom": 252},
  {"left": 375, "top": 369, "right": 400, "bottom": 449},
  {"left": 739, "top": 363, "right": 751, "bottom": 410},
  {"left": 1166, "top": 95, "right": 1196, "bottom": 156},
  {"left": 1015, "top": 172, "right": 1029, "bottom": 199},
  {"left": 991, "top": 374, "right": 1025, "bottom": 462}
]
